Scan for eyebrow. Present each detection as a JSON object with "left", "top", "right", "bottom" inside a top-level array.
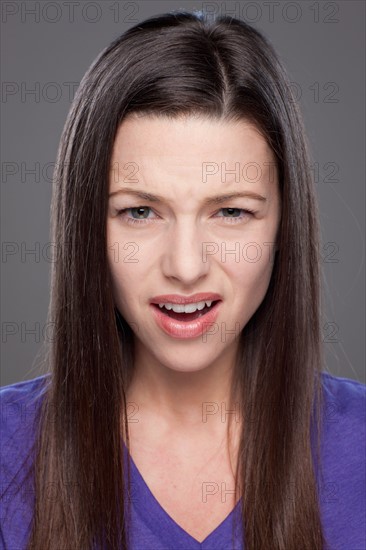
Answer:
[{"left": 108, "top": 188, "right": 267, "bottom": 204}]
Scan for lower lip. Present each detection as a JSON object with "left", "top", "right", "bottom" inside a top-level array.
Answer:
[{"left": 150, "top": 301, "right": 222, "bottom": 339}]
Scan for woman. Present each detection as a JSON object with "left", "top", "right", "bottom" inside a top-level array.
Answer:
[{"left": 1, "top": 10, "right": 365, "bottom": 550}]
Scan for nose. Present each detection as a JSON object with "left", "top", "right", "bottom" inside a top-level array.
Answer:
[{"left": 161, "top": 219, "right": 210, "bottom": 285}]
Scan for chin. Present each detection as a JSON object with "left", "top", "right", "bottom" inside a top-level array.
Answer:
[{"left": 154, "top": 349, "right": 222, "bottom": 374}]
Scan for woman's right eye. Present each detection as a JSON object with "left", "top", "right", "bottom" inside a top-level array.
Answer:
[{"left": 116, "top": 206, "right": 156, "bottom": 225}]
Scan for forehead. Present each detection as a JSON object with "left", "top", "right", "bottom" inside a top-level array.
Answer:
[
  {"left": 109, "top": 115, "right": 277, "bottom": 191},
  {"left": 112, "top": 115, "right": 273, "bottom": 159}
]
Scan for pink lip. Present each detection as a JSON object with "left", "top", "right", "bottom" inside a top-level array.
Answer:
[
  {"left": 150, "top": 292, "right": 222, "bottom": 305},
  {"left": 150, "top": 300, "right": 222, "bottom": 339}
]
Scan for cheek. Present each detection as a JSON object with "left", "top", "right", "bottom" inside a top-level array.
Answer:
[
  {"left": 108, "top": 259, "right": 140, "bottom": 310},
  {"left": 226, "top": 246, "right": 275, "bottom": 302},
  {"left": 107, "top": 237, "right": 138, "bottom": 311}
]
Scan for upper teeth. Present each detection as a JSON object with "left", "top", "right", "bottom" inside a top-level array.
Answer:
[{"left": 158, "top": 300, "right": 213, "bottom": 313}]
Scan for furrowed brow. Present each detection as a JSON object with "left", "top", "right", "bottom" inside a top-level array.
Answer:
[{"left": 109, "top": 188, "right": 267, "bottom": 203}]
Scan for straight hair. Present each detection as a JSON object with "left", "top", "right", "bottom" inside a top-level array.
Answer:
[{"left": 4, "top": 10, "right": 328, "bottom": 549}]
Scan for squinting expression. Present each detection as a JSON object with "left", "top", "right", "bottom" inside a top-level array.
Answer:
[{"left": 107, "top": 115, "right": 281, "bottom": 373}]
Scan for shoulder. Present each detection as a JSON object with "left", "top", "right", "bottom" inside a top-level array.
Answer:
[
  {"left": 320, "top": 370, "right": 365, "bottom": 422},
  {"left": 319, "top": 370, "right": 365, "bottom": 455},
  {"left": 321, "top": 369, "right": 366, "bottom": 397},
  {"left": 1, "top": 373, "right": 51, "bottom": 480},
  {"left": 318, "top": 371, "right": 365, "bottom": 549},
  {"left": 0, "top": 373, "right": 50, "bottom": 403},
  {"left": 0, "top": 374, "right": 51, "bottom": 547},
  {"left": 0, "top": 373, "right": 51, "bottom": 401},
  {"left": 1, "top": 374, "right": 50, "bottom": 438}
]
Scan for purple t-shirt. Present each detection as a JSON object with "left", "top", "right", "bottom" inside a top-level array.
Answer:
[{"left": 1, "top": 372, "right": 365, "bottom": 549}]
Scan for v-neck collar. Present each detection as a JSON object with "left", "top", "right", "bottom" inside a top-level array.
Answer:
[{"left": 122, "top": 439, "right": 243, "bottom": 549}]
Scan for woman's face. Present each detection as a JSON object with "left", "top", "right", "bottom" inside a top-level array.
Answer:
[{"left": 107, "top": 115, "right": 281, "bottom": 373}]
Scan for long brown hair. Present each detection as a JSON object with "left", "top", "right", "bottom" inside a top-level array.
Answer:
[{"left": 8, "top": 10, "right": 329, "bottom": 549}]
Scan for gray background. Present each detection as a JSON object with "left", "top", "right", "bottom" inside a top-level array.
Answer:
[{"left": 1, "top": 1, "right": 365, "bottom": 386}]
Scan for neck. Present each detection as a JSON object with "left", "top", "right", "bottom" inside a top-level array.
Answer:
[{"left": 124, "top": 344, "right": 241, "bottom": 439}]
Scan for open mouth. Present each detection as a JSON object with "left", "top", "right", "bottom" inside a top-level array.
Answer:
[{"left": 152, "top": 300, "right": 221, "bottom": 322}]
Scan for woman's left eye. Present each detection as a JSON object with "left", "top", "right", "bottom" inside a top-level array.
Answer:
[
  {"left": 116, "top": 206, "right": 255, "bottom": 225},
  {"left": 214, "top": 207, "right": 255, "bottom": 223}
]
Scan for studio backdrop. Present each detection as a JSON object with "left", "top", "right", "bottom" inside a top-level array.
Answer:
[{"left": 1, "top": 0, "right": 365, "bottom": 386}]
